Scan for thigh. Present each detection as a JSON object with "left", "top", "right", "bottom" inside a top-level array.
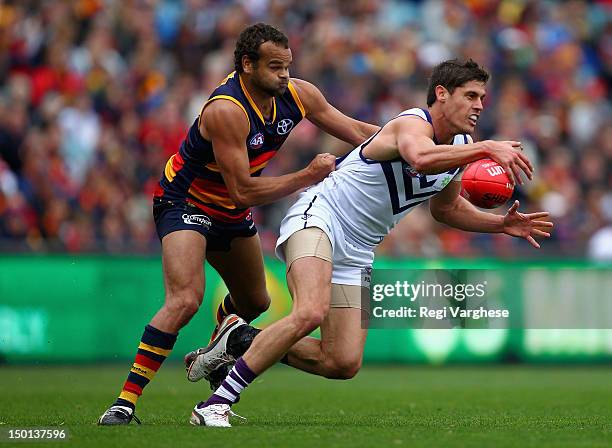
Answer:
[
  {"left": 286, "top": 255, "right": 333, "bottom": 314},
  {"left": 206, "top": 234, "right": 267, "bottom": 302},
  {"left": 161, "top": 229, "right": 207, "bottom": 300},
  {"left": 285, "top": 228, "right": 334, "bottom": 312},
  {"left": 283, "top": 226, "right": 333, "bottom": 271}
]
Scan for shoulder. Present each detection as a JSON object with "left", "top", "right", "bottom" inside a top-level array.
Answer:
[
  {"left": 395, "top": 108, "right": 432, "bottom": 123},
  {"left": 201, "top": 98, "right": 249, "bottom": 137},
  {"left": 288, "top": 78, "right": 318, "bottom": 97},
  {"left": 387, "top": 108, "right": 434, "bottom": 137},
  {"left": 204, "top": 98, "right": 248, "bottom": 121},
  {"left": 287, "top": 78, "right": 325, "bottom": 113}
]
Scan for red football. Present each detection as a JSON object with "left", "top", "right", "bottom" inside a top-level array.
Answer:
[{"left": 460, "top": 158, "right": 514, "bottom": 209}]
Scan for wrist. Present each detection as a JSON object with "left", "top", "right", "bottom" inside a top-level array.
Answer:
[
  {"left": 478, "top": 141, "right": 491, "bottom": 159},
  {"left": 497, "top": 214, "right": 507, "bottom": 233},
  {"left": 299, "top": 167, "right": 316, "bottom": 187}
]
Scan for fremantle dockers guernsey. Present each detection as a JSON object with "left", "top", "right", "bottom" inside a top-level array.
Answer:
[
  {"left": 154, "top": 71, "right": 305, "bottom": 222},
  {"left": 304, "top": 108, "right": 471, "bottom": 248}
]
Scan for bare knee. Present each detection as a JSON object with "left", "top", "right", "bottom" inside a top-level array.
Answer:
[
  {"left": 164, "top": 290, "right": 202, "bottom": 318},
  {"left": 292, "top": 307, "right": 326, "bottom": 338},
  {"left": 324, "top": 356, "right": 362, "bottom": 380}
]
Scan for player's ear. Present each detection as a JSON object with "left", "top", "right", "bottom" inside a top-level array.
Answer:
[
  {"left": 242, "top": 55, "right": 254, "bottom": 74},
  {"left": 435, "top": 85, "right": 448, "bottom": 103}
]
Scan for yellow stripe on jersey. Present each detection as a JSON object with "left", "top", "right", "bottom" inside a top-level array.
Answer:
[
  {"left": 188, "top": 187, "right": 236, "bottom": 209},
  {"left": 218, "top": 71, "right": 235, "bottom": 87},
  {"left": 130, "top": 363, "right": 156, "bottom": 381},
  {"left": 288, "top": 81, "right": 306, "bottom": 118},
  {"left": 119, "top": 391, "right": 139, "bottom": 404},
  {"left": 164, "top": 155, "right": 177, "bottom": 182},
  {"left": 198, "top": 95, "right": 250, "bottom": 129},
  {"left": 138, "top": 342, "right": 171, "bottom": 357},
  {"left": 239, "top": 74, "right": 276, "bottom": 124},
  {"left": 249, "top": 160, "right": 271, "bottom": 174},
  {"left": 208, "top": 158, "right": 270, "bottom": 174},
  {"left": 205, "top": 162, "right": 221, "bottom": 173}
]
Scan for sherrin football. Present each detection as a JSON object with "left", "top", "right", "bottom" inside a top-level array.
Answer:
[{"left": 460, "top": 158, "right": 514, "bottom": 209}]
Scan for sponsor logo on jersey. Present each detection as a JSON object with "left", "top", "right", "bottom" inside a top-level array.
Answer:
[
  {"left": 245, "top": 212, "right": 255, "bottom": 229},
  {"left": 249, "top": 132, "right": 264, "bottom": 149},
  {"left": 277, "top": 119, "right": 294, "bottom": 135},
  {"left": 439, "top": 176, "right": 452, "bottom": 189},
  {"left": 182, "top": 213, "right": 212, "bottom": 228}
]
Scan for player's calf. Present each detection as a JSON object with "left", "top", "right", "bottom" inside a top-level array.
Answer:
[{"left": 215, "top": 292, "right": 270, "bottom": 326}]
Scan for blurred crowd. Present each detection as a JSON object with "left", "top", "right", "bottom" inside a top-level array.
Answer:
[{"left": 0, "top": 0, "right": 611, "bottom": 258}]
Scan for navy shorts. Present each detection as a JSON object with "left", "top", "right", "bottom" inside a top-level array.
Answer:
[{"left": 153, "top": 198, "right": 257, "bottom": 252}]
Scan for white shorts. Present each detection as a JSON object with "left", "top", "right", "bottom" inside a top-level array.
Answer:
[{"left": 275, "top": 192, "right": 374, "bottom": 286}]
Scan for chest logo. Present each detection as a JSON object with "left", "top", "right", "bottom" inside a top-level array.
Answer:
[
  {"left": 249, "top": 132, "right": 264, "bottom": 149},
  {"left": 403, "top": 164, "right": 420, "bottom": 178},
  {"left": 277, "top": 119, "right": 294, "bottom": 135}
]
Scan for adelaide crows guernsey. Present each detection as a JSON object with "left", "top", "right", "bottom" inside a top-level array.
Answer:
[{"left": 155, "top": 72, "right": 305, "bottom": 222}]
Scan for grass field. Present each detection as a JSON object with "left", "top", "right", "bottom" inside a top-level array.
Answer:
[{"left": 1, "top": 364, "right": 612, "bottom": 447}]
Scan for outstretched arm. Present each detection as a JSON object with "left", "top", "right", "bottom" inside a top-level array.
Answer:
[
  {"left": 393, "top": 116, "right": 533, "bottom": 186},
  {"left": 429, "top": 181, "right": 553, "bottom": 248},
  {"left": 201, "top": 100, "right": 335, "bottom": 208},
  {"left": 291, "top": 78, "right": 379, "bottom": 146}
]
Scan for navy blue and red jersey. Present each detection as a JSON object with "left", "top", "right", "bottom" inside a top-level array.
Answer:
[{"left": 154, "top": 72, "right": 305, "bottom": 222}]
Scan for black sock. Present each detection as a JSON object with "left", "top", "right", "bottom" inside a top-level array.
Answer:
[
  {"left": 226, "top": 325, "right": 290, "bottom": 365},
  {"left": 227, "top": 325, "right": 261, "bottom": 358},
  {"left": 215, "top": 294, "right": 238, "bottom": 324}
]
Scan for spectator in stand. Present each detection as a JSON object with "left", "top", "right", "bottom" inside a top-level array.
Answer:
[{"left": 0, "top": 0, "right": 609, "bottom": 258}]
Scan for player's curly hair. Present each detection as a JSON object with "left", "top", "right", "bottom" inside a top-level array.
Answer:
[
  {"left": 234, "top": 23, "right": 289, "bottom": 73},
  {"left": 427, "top": 59, "right": 489, "bottom": 106}
]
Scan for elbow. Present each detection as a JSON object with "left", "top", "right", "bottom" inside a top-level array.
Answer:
[
  {"left": 359, "top": 127, "right": 379, "bottom": 144},
  {"left": 409, "top": 155, "right": 431, "bottom": 174},
  {"left": 402, "top": 147, "right": 432, "bottom": 174},
  {"left": 430, "top": 209, "right": 445, "bottom": 224},
  {"left": 429, "top": 204, "right": 450, "bottom": 224},
  {"left": 228, "top": 187, "right": 251, "bottom": 208}
]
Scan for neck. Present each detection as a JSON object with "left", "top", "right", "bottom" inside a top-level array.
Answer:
[
  {"left": 240, "top": 74, "right": 274, "bottom": 118},
  {"left": 428, "top": 105, "right": 455, "bottom": 145}
]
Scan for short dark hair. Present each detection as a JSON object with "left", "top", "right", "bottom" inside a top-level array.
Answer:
[
  {"left": 426, "top": 59, "right": 490, "bottom": 106},
  {"left": 234, "top": 23, "right": 289, "bottom": 73}
]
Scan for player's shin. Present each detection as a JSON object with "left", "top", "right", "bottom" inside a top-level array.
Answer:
[
  {"left": 115, "top": 325, "right": 177, "bottom": 410},
  {"left": 199, "top": 357, "right": 257, "bottom": 407}
]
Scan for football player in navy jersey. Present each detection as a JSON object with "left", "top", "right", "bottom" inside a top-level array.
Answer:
[{"left": 98, "top": 23, "right": 379, "bottom": 425}]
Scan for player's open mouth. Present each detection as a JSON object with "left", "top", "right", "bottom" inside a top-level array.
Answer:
[{"left": 468, "top": 114, "right": 478, "bottom": 126}]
